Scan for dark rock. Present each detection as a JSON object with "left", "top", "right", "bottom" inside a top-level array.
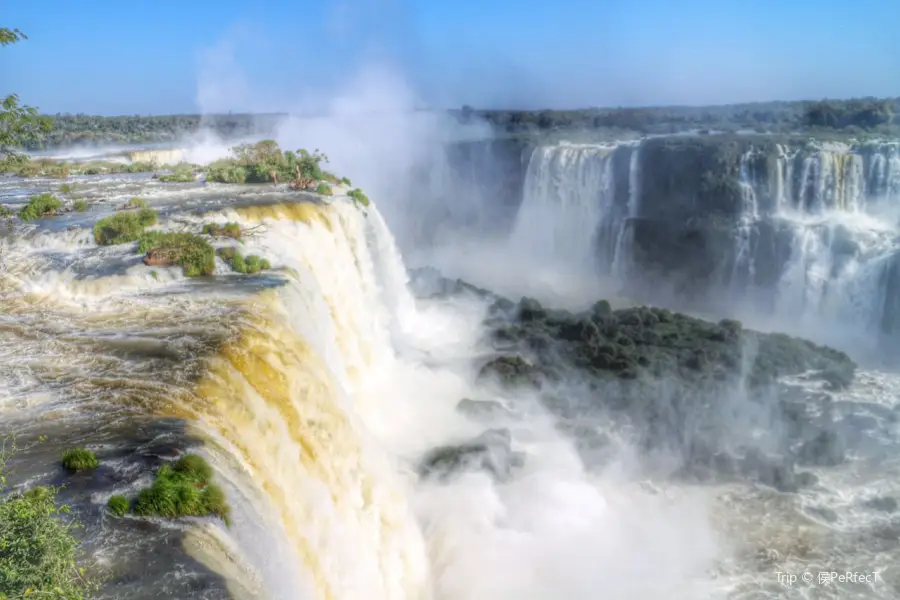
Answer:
[
  {"left": 741, "top": 449, "right": 797, "bottom": 492},
  {"left": 864, "top": 496, "right": 899, "bottom": 513},
  {"left": 840, "top": 414, "right": 879, "bottom": 432},
  {"left": 456, "top": 398, "right": 511, "bottom": 419},
  {"left": 477, "top": 355, "right": 541, "bottom": 389},
  {"left": 796, "top": 430, "right": 846, "bottom": 467},
  {"left": 419, "top": 428, "right": 517, "bottom": 482},
  {"left": 795, "top": 472, "right": 819, "bottom": 488},
  {"left": 516, "top": 297, "right": 546, "bottom": 322}
]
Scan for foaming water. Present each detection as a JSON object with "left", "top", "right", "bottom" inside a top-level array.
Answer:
[{"left": 5, "top": 166, "right": 900, "bottom": 600}]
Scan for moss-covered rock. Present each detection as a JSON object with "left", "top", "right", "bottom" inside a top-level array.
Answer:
[
  {"left": 477, "top": 355, "right": 542, "bottom": 389},
  {"left": 18, "top": 194, "right": 62, "bottom": 222},
  {"left": 138, "top": 232, "right": 215, "bottom": 277},
  {"left": 419, "top": 429, "right": 523, "bottom": 482}
]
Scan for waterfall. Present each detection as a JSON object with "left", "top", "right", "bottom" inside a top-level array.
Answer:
[
  {"left": 508, "top": 138, "right": 900, "bottom": 350},
  {"left": 508, "top": 144, "right": 617, "bottom": 272}
]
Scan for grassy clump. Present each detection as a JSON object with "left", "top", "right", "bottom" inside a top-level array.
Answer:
[
  {"left": 93, "top": 209, "right": 158, "bottom": 245},
  {"left": 156, "top": 164, "right": 196, "bottom": 183},
  {"left": 132, "top": 454, "right": 230, "bottom": 523},
  {"left": 73, "top": 200, "right": 89, "bottom": 212},
  {"left": 18, "top": 193, "right": 62, "bottom": 222},
  {"left": 340, "top": 176, "right": 352, "bottom": 186},
  {"left": 202, "top": 222, "right": 242, "bottom": 240},
  {"left": 61, "top": 448, "right": 99, "bottom": 471},
  {"left": 348, "top": 188, "right": 370, "bottom": 207},
  {"left": 315, "top": 182, "right": 333, "bottom": 196},
  {"left": 59, "top": 183, "right": 75, "bottom": 194},
  {"left": 138, "top": 231, "right": 215, "bottom": 277},
  {"left": 106, "top": 494, "right": 129, "bottom": 517},
  {"left": 216, "top": 247, "right": 270, "bottom": 274}
]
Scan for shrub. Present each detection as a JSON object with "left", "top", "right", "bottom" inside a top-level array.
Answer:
[
  {"left": 61, "top": 448, "right": 99, "bottom": 471},
  {"left": 340, "top": 176, "right": 352, "bottom": 186},
  {"left": 243, "top": 255, "right": 270, "bottom": 274},
  {"left": 18, "top": 193, "right": 62, "bottom": 221},
  {"left": 205, "top": 161, "right": 248, "bottom": 184},
  {"left": 348, "top": 188, "right": 370, "bottom": 207},
  {"left": 202, "top": 222, "right": 242, "bottom": 240},
  {"left": 59, "top": 183, "right": 74, "bottom": 194},
  {"left": 123, "top": 197, "right": 148, "bottom": 209},
  {"left": 46, "top": 164, "right": 70, "bottom": 179},
  {"left": 216, "top": 247, "right": 270, "bottom": 274},
  {"left": 73, "top": 200, "right": 89, "bottom": 212},
  {"left": 315, "top": 182, "right": 333, "bottom": 196},
  {"left": 93, "top": 209, "right": 158, "bottom": 245},
  {"left": 204, "top": 141, "right": 329, "bottom": 184},
  {"left": 156, "top": 165, "right": 196, "bottom": 183},
  {"left": 0, "top": 438, "right": 94, "bottom": 599},
  {"left": 132, "top": 454, "right": 230, "bottom": 523},
  {"left": 138, "top": 232, "right": 215, "bottom": 277},
  {"left": 107, "top": 495, "right": 129, "bottom": 517}
]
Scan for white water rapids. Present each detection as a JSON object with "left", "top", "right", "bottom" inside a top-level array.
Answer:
[{"left": 0, "top": 167, "right": 898, "bottom": 599}]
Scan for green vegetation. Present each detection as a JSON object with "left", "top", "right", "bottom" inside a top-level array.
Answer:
[
  {"left": 155, "top": 164, "right": 196, "bottom": 183},
  {"left": 216, "top": 247, "right": 270, "bottom": 274},
  {"left": 72, "top": 200, "right": 89, "bottom": 213},
  {"left": 121, "top": 196, "right": 147, "bottom": 210},
  {"left": 315, "top": 182, "right": 332, "bottom": 196},
  {"left": 61, "top": 448, "right": 98, "bottom": 472},
  {"left": 0, "top": 158, "right": 164, "bottom": 178},
  {"left": 0, "top": 437, "right": 95, "bottom": 599},
  {"left": 18, "top": 193, "right": 62, "bottom": 221},
  {"left": 129, "top": 455, "right": 230, "bottom": 523},
  {"left": 347, "top": 188, "right": 370, "bottom": 207},
  {"left": 106, "top": 495, "right": 129, "bottom": 518},
  {"left": 204, "top": 140, "right": 330, "bottom": 185},
  {"left": 202, "top": 222, "right": 242, "bottom": 240},
  {"left": 93, "top": 209, "right": 158, "bottom": 245},
  {"left": 340, "top": 176, "right": 352, "bottom": 186},
  {"left": 59, "top": 183, "right": 74, "bottom": 194},
  {"left": 138, "top": 231, "right": 215, "bottom": 277}
]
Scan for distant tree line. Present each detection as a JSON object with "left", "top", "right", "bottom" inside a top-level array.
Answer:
[
  {"left": 17, "top": 113, "right": 286, "bottom": 150},
  {"left": 10, "top": 97, "right": 900, "bottom": 152},
  {"left": 453, "top": 97, "right": 900, "bottom": 138}
]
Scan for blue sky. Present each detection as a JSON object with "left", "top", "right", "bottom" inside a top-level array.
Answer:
[{"left": 3, "top": 0, "right": 899, "bottom": 115}]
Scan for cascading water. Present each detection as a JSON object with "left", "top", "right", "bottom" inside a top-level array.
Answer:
[
  {"left": 501, "top": 143, "right": 641, "bottom": 304},
  {"left": 509, "top": 144, "right": 615, "bottom": 272},
  {"left": 509, "top": 138, "right": 900, "bottom": 352}
]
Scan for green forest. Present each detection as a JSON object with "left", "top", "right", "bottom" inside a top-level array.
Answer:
[{"left": 12, "top": 97, "right": 900, "bottom": 151}]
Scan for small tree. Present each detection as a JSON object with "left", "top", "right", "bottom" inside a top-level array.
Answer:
[{"left": 0, "top": 28, "right": 52, "bottom": 162}]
